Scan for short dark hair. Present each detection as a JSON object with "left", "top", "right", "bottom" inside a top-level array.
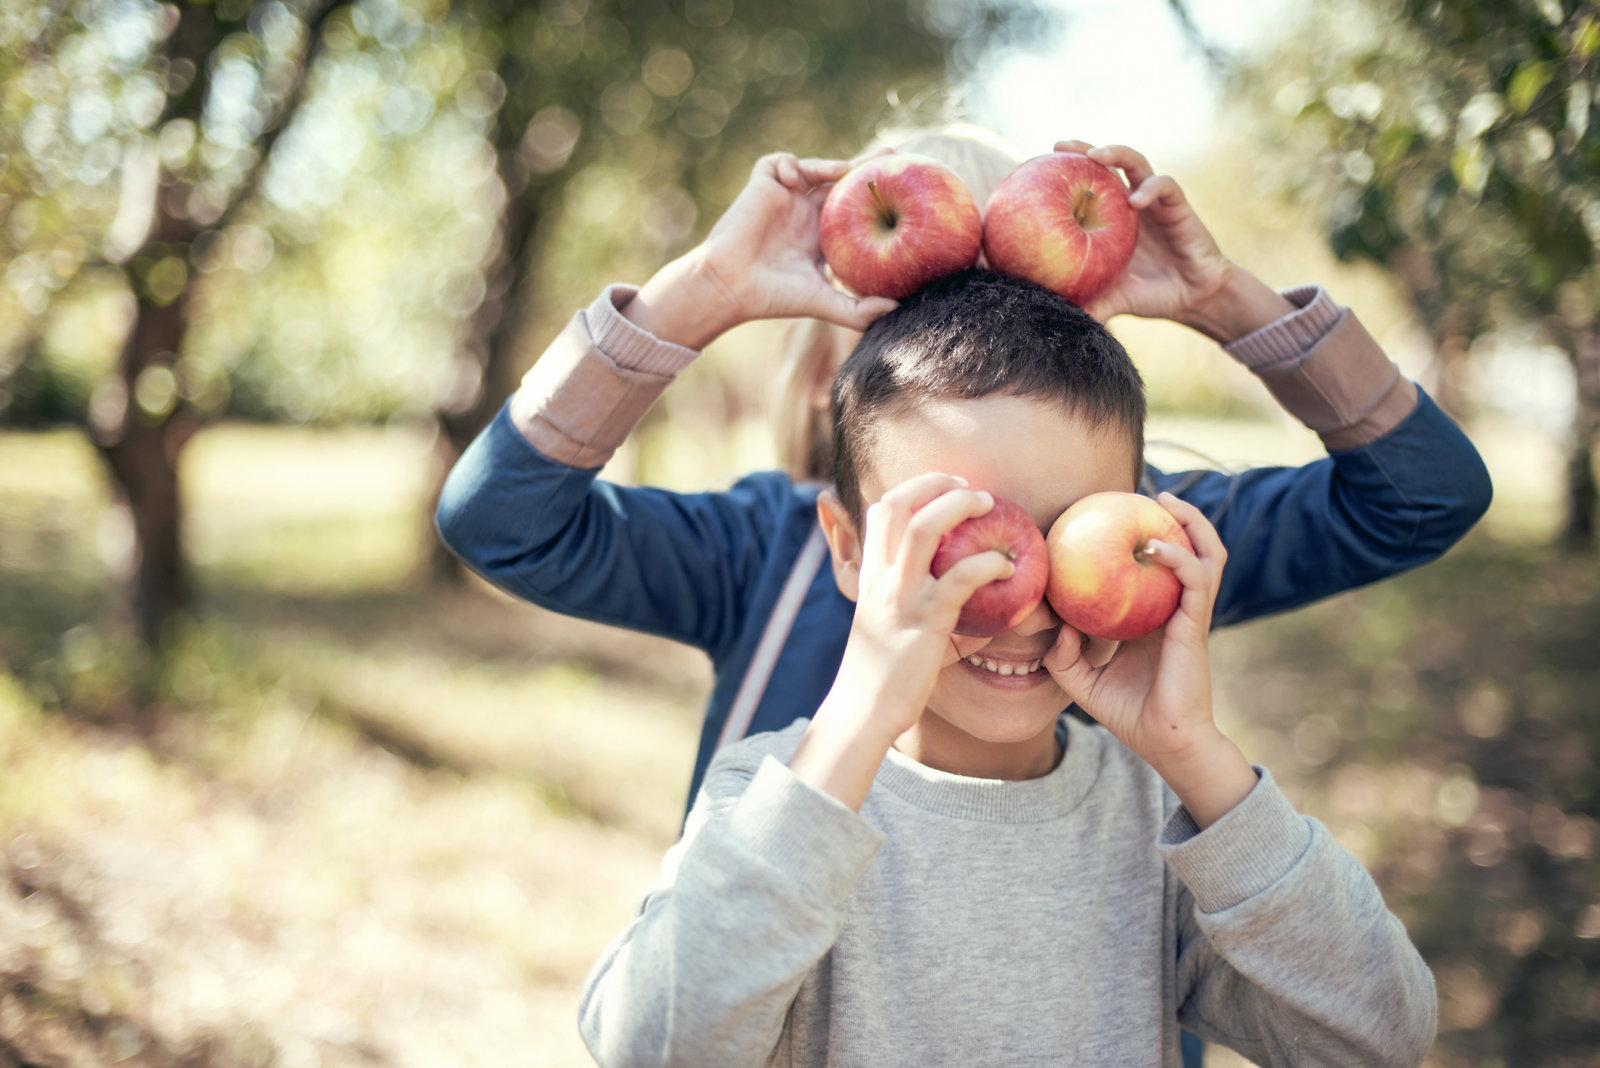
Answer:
[{"left": 829, "top": 268, "right": 1146, "bottom": 520}]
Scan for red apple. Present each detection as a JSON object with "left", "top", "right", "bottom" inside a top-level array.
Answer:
[
  {"left": 930, "top": 494, "right": 1049, "bottom": 638},
  {"left": 819, "top": 154, "right": 983, "bottom": 300},
  {"left": 982, "top": 152, "right": 1138, "bottom": 306},
  {"left": 1044, "top": 491, "right": 1193, "bottom": 641}
]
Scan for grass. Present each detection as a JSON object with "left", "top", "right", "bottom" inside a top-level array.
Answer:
[
  {"left": 0, "top": 418, "right": 1594, "bottom": 1067},
  {"left": 0, "top": 424, "right": 707, "bottom": 1067}
]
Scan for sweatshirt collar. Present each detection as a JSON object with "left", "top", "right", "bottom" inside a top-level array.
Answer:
[{"left": 874, "top": 715, "right": 1104, "bottom": 823}]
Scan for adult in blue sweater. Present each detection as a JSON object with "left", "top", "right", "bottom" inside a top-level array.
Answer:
[{"left": 436, "top": 136, "right": 1492, "bottom": 811}]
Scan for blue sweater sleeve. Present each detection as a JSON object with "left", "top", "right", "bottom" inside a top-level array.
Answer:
[
  {"left": 436, "top": 402, "right": 795, "bottom": 661},
  {"left": 1152, "top": 389, "right": 1492, "bottom": 627}
]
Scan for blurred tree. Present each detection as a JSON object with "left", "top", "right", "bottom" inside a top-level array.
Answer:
[
  {"left": 1233, "top": 0, "right": 1600, "bottom": 547},
  {"left": 425, "top": 0, "right": 1052, "bottom": 579},
  {"left": 1, "top": 0, "right": 354, "bottom": 646},
  {"left": 0, "top": 0, "right": 1048, "bottom": 644}
]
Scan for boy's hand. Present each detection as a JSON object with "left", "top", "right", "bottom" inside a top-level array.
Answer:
[
  {"left": 625, "top": 153, "right": 898, "bottom": 350},
  {"left": 789, "top": 474, "right": 1014, "bottom": 810},
  {"left": 1042, "top": 492, "right": 1255, "bottom": 827},
  {"left": 1053, "top": 141, "right": 1293, "bottom": 343}
]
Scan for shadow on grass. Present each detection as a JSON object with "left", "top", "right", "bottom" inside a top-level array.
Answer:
[
  {"left": 1220, "top": 541, "right": 1600, "bottom": 1067},
  {"left": 200, "top": 577, "right": 712, "bottom": 706},
  {"left": 3, "top": 857, "right": 396, "bottom": 1068},
  {"left": 0, "top": 565, "right": 710, "bottom": 712},
  {"left": 1, "top": 562, "right": 702, "bottom": 837}
]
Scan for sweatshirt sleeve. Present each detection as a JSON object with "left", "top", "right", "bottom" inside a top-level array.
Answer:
[
  {"left": 1152, "top": 288, "right": 1492, "bottom": 627},
  {"left": 1159, "top": 769, "right": 1437, "bottom": 1067},
  {"left": 434, "top": 288, "right": 797, "bottom": 657},
  {"left": 579, "top": 752, "right": 885, "bottom": 1068}
]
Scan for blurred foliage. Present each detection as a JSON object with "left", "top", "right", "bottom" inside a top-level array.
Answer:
[
  {"left": 1234, "top": 0, "right": 1600, "bottom": 544},
  {"left": 1222, "top": 545, "right": 1600, "bottom": 1066},
  {"left": 0, "top": 0, "right": 1049, "bottom": 428},
  {"left": 0, "top": 0, "right": 1050, "bottom": 641}
]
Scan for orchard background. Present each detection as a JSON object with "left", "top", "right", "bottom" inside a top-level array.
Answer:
[{"left": 2, "top": 0, "right": 1597, "bottom": 1065}]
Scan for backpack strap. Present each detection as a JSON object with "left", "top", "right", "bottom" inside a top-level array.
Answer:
[{"left": 715, "top": 522, "right": 830, "bottom": 752}]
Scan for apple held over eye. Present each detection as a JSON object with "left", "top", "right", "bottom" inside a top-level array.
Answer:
[
  {"left": 982, "top": 152, "right": 1138, "bottom": 306},
  {"left": 1044, "top": 491, "right": 1193, "bottom": 642},
  {"left": 819, "top": 153, "right": 983, "bottom": 301},
  {"left": 930, "top": 494, "right": 1049, "bottom": 638}
]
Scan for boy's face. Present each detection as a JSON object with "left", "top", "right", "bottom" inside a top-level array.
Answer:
[{"left": 827, "top": 392, "right": 1140, "bottom": 780}]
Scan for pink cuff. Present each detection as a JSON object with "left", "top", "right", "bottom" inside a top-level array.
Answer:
[
  {"left": 585, "top": 284, "right": 701, "bottom": 376},
  {"left": 1223, "top": 285, "right": 1343, "bottom": 371}
]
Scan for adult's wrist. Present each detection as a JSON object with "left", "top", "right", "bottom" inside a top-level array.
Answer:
[
  {"left": 1178, "top": 262, "right": 1297, "bottom": 345},
  {"left": 625, "top": 249, "right": 743, "bottom": 350}
]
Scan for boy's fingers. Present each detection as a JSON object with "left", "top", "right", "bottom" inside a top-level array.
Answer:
[
  {"left": 1052, "top": 139, "right": 1094, "bottom": 155},
  {"left": 1042, "top": 625, "right": 1097, "bottom": 705},
  {"left": 899, "top": 488, "right": 996, "bottom": 573},
  {"left": 870, "top": 474, "right": 970, "bottom": 557},
  {"left": 1087, "top": 144, "right": 1153, "bottom": 189},
  {"left": 861, "top": 500, "right": 894, "bottom": 572},
  {"left": 1155, "top": 491, "right": 1226, "bottom": 570},
  {"left": 932, "top": 549, "right": 1016, "bottom": 609},
  {"left": 1082, "top": 634, "right": 1120, "bottom": 669},
  {"left": 879, "top": 472, "right": 971, "bottom": 514},
  {"left": 1140, "top": 536, "right": 1218, "bottom": 629}
]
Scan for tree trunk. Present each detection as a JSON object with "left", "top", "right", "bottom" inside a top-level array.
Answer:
[
  {"left": 427, "top": 108, "right": 544, "bottom": 583},
  {"left": 95, "top": 293, "right": 197, "bottom": 647},
  {"left": 1561, "top": 322, "right": 1600, "bottom": 550}
]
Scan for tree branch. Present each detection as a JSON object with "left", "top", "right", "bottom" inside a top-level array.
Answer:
[
  {"left": 211, "top": 0, "right": 356, "bottom": 232},
  {"left": 1163, "top": 0, "right": 1233, "bottom": 76}
]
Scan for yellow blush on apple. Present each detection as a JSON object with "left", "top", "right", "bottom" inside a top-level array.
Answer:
[{"left": 1044, "top": 491, "right": 1192, "bottom": 641}]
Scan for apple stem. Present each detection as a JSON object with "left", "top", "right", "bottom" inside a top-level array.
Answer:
[
  {"left": 1072, "top": 189, "right": 1099, "bottom": 230},
  {"left": 867, "top": 179, "right": 898, "bottom": 228}
]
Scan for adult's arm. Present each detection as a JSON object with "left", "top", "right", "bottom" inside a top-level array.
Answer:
[
  {"left": 1162, "top": 768, "right": 1437, "bottom": 1066},
  {"left": 435, "top": 285, "right": 796, "bottom": 658},
  {"left": 579, "top": 742, "right": 884, "bottom": 1067},
  {"left": 1152, "top": 286, "right": 1492, "bottom": 625}
]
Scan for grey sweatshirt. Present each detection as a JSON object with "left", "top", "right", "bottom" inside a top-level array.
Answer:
[{"left": 579, "top": 717, "right": 1436, "bottom": 1067}]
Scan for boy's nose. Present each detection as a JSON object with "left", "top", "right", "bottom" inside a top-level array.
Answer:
[{"left": 1011, "top": 594, "right": 1063, "bottom": 637}]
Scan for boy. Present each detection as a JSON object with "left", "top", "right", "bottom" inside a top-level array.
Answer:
[{"left": 578, "top": 270, "right": 1438, "bottom": 1067}]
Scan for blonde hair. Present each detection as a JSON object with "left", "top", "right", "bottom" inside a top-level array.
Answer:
[{"left": 772, "top": 123, "right": 1025, "bottom": 481}]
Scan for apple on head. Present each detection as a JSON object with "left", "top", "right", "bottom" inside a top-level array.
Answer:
[
  {"left": 930, "top": 493, "right": 1049, "bottom": 638},
  {"left": 819, "top": 154, "right": 984, "bottom": 301},
  {"left": 982, "top": 152, "right": 1138, "bottom": 306},
  {"left": 1044, "top": 491, "right": 1192, "bottom": 642}
]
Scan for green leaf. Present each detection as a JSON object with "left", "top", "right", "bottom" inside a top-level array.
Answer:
[
  {"left": 1508, "top": 61, "right": 1554, "bottom": 114},
  {"left": 1453, "top": 142, "right": 1490, "bottom": 198},
  {"left": 1575, "top": 16, "right": 1600, "bottom": 58},
  {"left": 1525, "top": 251, "right": 1559, "bottom": 296}
]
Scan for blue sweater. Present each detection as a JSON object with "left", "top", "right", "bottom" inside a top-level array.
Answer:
[{"left": 438, "top": 388, "right": 1489, "bottom": 803}]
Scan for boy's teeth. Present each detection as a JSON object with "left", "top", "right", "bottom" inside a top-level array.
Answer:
[{"left": 964, "top": 656, "right": 1043, "bottom": 676}]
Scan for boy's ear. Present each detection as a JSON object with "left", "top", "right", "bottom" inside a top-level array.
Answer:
[{"left": 816, "top": 489, "right": 862, "bottom": 603}]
